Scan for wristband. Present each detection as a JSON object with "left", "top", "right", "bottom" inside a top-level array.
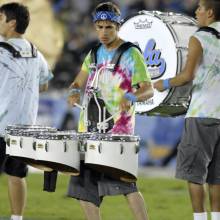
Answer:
[
  {"left": 68, "top": 88, "right": 81, "bottom": 95},
  {"left": 163, "top": 79, "right": 171, "bottom": 90},
  {"left": 124, "top": 92, "right": 138, "bottom": 102}
]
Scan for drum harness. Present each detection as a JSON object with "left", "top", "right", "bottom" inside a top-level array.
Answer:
[
  {"left": 0, "top": 41, "right": 37, "bottom": 58},
  {"left": 74, "top": 42, "right": 142, "bottom": 133},
  {"left": 197, "top": 26, "right": 220, "bottom": 39}
]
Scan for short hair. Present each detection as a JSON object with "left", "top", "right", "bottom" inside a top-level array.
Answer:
[
  {"left": 202, "top": 0, "right": 220, "bottom": 20},
  {"left": 93, "top": 2, "right": 121, "bottom": 17},
  {"left": 0, "top": 2, "right": 30, "bottom": 34}
]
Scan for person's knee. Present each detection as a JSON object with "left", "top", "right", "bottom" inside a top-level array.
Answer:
[
  {"left": 8, "top": 175, "right": 26, "bottom": 185},
  {"left": 125, "top": 191, "right": 142, "bottom": 201},
  {"left": 80, "top": 200, "right": 99, "bottom": 210}
]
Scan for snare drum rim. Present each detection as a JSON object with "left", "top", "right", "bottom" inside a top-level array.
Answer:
[
  {"left": 5, "top": 127, "right": 57, "bottom": 136},
  {"left": 86, "top": 133, "right": 140, "bottom": 142},
  {"left": 35, "top": 130, "right": 78, "bottom": 140}
]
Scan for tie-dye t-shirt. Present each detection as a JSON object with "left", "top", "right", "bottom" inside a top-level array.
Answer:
[
  {"left": 78, "top": 44, "right": 151, "bottom": 134},
  {"left": 186, "top": 22, "right": 220, "bottom": 119}
]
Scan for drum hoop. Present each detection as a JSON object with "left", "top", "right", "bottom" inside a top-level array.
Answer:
[
  {"left": 87, "top": 133, "right": 140, "bottom": 142},
  {"left": 36, "top": 131, "right": 78, "bottom": 140},
  {"left": 35, "top": 136, "right": 78, "bottom": 140},
  {"left": 6, "top": 124, "right": 53, "bottom": 128},
  {"left": 6, "top": 130, "right": 54, "bottom": 137}
]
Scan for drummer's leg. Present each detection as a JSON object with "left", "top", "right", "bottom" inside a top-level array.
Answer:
[
  {"left": 4, "top": 157, "right": 28, "bottom": 219},
  {"left": 8, "top": 175, "right": 27, "bottom": 216},
  {"left": 80, "top": 200, "right": 101, "bottom": 220},
  {"left": 126, "top": 191, "right": 148, "bottom": 220}
]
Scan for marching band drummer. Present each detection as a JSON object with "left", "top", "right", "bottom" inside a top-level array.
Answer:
[
  {"left": 0, "top": 3, "right": 53, "bottom": 220},
  {"left": 67, "top": 2, "right": 153, "bottom": 220},
  {"left": 154, "top": 1, "right": 220, "bottom": 220}
]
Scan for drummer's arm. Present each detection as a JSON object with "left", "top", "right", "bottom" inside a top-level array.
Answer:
[
  {"left": 133, "top": 81, "right": 154, "bottom": 102},
  {"left": 69, "top": 70, "right": 88, "bottom": 89},
  {"left": 120, "top": 81, "right": 153, "bottom": 111},
  {"left": 154, "top": 36, "right": 203, "bottom": 92},
  {"left": 68, "top": 70, "right": 88, "bottom": 106}
]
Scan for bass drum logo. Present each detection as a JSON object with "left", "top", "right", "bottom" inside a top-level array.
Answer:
[{"left": 144, "top": 39, "right": 166, "bottom": 79}]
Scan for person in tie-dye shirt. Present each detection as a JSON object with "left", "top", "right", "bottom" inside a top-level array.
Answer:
[
  {"left": 154, "top": 1, "right": 220, "bottom": 220},
  {"left": 67, "top": 2, "right": 153, "bottom": 220}
]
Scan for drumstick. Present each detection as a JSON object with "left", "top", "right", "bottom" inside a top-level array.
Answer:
[
  {"left": 97, "top": 111, "right": 121, "bottom": 130},
  {"left": 74, "top": 103, "right": 85, "bottom": 110}
]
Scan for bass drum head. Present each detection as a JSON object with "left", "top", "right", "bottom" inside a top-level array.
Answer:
[{"left": 119, "top": 11, "right": 178, "bottom": 113}]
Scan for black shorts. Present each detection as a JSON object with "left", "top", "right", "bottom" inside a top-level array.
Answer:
[
  {"left": 0, "top": 137, "right": 28, "bottom": 178},
  {"left": 176, "top": 117, "right": 220, "bottom": 184},
  {"left": 67, "top": 161, "right": 138, "bottom": 207}
]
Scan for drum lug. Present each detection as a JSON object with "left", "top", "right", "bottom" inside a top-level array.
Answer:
[
  {"left": 6, "top": 138, "right": 10, "bottom": 147},
  {"left": 120, "top": 144, "right": 124, "bottom": 154},
  {"left": 63, "top": 141, "right": 67, "bottom": 152},
  {"left": 98, "top": 143, "right": 102, "bottom": 153},
  {"left": 33, "top": 141, "right": 36, "bottom": 151},
  {"left": 20, "top": 137, "right": 23, "bottom": 148},
  {"left": 84, "top": 142, "right": 87, "bottom": 152},
  {"left": 45, "top": 141, "right": 49, "bottom": 152},
  {"left": 135, "top": 144, "right": 140, "bottom": 154},
  {"left": 77, "top": 141, "right": 81, "bottom": 152}
]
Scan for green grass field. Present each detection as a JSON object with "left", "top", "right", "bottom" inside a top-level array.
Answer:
[{"left": 0, "top": 173, "right": 193, "bottom": 220}]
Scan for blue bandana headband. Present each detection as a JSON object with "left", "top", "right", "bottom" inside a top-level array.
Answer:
[{"left": 93, "top": 11, "right": 121, "bottom": 24}]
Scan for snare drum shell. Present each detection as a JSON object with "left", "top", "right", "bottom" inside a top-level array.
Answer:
[
  {"left": 20, "top": 136, "right": 37, "bottom": 160},
  {"left": 85, "top": 139, "right": 139, "bottom": 180},
  {"left": 35, "top": 139, "right": 80, "bottom": 173},
  {"left": 5, "top": 133, "right": 11, "bottom": 155},
  {"left": 7, "top": 135, "right": 22, "bottom": 157},
  {"left": 6, "top": 135, "right": 37, "bottom": 165}
]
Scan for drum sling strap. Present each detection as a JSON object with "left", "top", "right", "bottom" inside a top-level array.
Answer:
[
  {"left": 90, "top": 41, "right": 142, "bottom": 72},
  {"left": 0, "top": 41, "right": 37, "bottom": 58},
  {"left": 88, "top": 42, "right": 142, "bottom": 132},
  {"left": 197, "top": 26, "right": 220, "bottom": 39}
]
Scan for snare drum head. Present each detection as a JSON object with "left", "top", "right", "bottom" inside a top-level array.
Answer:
[
  {"left": 87, "top": 133, "right": 139, "bottom": 142},
  {"left": 119, "top": 11, "right": 196, "bottom": 113}
]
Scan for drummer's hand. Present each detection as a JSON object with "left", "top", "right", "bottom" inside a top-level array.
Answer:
[
  {"left": 68, "top": 93, "right": 80, "bottom": 107},
  {"left": 67, "top": 82, "right": 81, "bottom": 107},
  {"left": 120, "top": 97, "right": 131, "bottom": 112},
  {"left": 153, "top": 80, "right": 165, "bottom": 92}
]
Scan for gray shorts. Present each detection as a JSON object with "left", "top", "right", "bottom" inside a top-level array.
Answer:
[
  {"left": 176, "top": 117, "right": 220, "bottom": 184},
  {"left": 67, "top": 161, "right": 138, "bottom": 207}
]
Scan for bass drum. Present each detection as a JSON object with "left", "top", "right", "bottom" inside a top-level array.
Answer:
[{"left": 119, "top": 11, "right": 198, "bottom": 116}]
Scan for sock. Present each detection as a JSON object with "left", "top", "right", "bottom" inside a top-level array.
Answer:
[
  {"left": 193, "top": 212, "right": 207, "bottom": 220},
  {"left": 11, "top": 215, "right": 23, "bottom": 220},
  {"left": 211, "top": 212, "right": 220, "bottom": 220}
]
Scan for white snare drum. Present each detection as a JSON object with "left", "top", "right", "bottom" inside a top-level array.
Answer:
[
  {"left": 119, "top": 11, "right": 198, "bottom": 116},
  {"left": 5, "top": 125, "right": 55, "bottom": 161},
  {"left": 84, "top": 134, "right": 140, "bottom": 182},
  {"left": 35, "top": 131, "right": 80, "bottom": 175}
]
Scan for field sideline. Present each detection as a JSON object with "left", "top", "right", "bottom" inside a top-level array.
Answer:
[{"left": 0, "top": 172, "right": 198, "bottom": 220}]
